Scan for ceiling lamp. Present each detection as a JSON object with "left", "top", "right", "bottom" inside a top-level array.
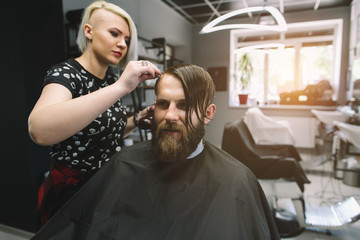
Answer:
[
  {"left": 199, "top": 6, "right": 288, "bottom": 34},
  {"left": 234, "top": 43, "right": 285, "bottom": 54}
]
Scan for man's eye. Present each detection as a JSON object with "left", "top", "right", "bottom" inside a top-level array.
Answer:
[
  {"left": 156, "top": 101, "right": 169, "bottom": 109},
  {"left": 177, "top": 102, "right": 186, "bottom": 110}
]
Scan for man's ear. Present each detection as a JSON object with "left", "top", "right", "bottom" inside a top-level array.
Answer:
[
  {"left": 84, "top": 23, "right": 93, "bottom": 41},
  {"left": 204, "top": 104, "right": 216, "bottom": 124}
]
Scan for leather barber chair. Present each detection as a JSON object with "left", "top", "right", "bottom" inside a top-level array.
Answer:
[{"left": 222, "top": 119, "right": 310, "bottom": 237}]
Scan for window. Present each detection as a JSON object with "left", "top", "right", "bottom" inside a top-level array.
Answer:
[{"left": 229, "top": 19, "right": 343, "bottom": 106}]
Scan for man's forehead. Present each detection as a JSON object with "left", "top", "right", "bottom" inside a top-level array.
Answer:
[{"left": 157, "top": 74, "right": 184, "bottom": 97}]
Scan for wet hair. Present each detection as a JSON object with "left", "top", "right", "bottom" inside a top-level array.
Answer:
[
  {"left": 155, "top": 64, "right": 215, "bottom": 129},
  {"left": 76, "top": 0, "right": 138, "bottom": 69}
]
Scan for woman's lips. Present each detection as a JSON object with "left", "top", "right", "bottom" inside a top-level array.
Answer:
[{"left": 113, "top": 51, "right": 122, "bottom": 57}]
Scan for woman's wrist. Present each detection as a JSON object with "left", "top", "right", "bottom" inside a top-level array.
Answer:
[{"left": 133, "top": 111, "right": 139, "bottom": 127}]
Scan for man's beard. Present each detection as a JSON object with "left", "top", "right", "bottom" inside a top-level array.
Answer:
[{"left": 151, "top": 121, "right": 205, "bottom": 163}]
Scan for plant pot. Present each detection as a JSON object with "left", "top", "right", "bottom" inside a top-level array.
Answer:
[{"left": 238, "top": 94, "right": 248, "bottom": 105}]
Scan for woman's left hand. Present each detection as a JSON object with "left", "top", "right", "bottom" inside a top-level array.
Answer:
[{"left": 137, "top": 104, "right": 155, "bottom": 129}]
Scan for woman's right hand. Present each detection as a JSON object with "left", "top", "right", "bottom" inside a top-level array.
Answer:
[{"left": 116, "top": 60, "right": 162, "bottom": 94}]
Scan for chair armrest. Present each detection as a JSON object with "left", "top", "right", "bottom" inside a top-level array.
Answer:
[
  {"left": 253, "top": 145, "right": 302, "bottom": 161},
  {"left": 259, "top": 156, "right": 282, "bottom": 161},
  {"left": 259, "top": 156, "right": 296, "bottom": 162},
  {"left": 259, "top": 179, "right": 303, "bottom": 199}
]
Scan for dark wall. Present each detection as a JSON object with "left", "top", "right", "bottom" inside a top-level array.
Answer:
[{"left": 0, "top": 0, "right": 65, "bottom": 232}]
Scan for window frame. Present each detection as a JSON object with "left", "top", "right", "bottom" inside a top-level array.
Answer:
[{"left": 229, "top": 19, "right": 343, "bottom": 106}]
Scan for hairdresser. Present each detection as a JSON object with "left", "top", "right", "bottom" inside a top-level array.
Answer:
[{"left": 28, "top": 0, "right": 161, "bottom": 228}]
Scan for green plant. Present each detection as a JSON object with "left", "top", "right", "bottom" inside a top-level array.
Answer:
[{"left": 237, "top": 53, "right": 253, "bottom": 91}]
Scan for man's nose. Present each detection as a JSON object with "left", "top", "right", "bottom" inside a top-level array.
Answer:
[{"left": 165, "top": 103, "right": 179, "bottom": 122}]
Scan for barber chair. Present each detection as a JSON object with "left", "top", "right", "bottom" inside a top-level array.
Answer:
[
  {"left": 244, "top": 107, "right": 296, "bottom": 145},
  {"left": 222, "top": 119, "right": 360, "bottom": 237},
  {"left": 222, "top": 119, "right": 310, "bottom": 191},
  {"left": 222, "top": 119, "right": 309, "bottom": 237}
]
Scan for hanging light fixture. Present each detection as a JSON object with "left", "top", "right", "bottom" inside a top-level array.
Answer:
[{"left": 199, "top": 6, "right": 288, "bottom": 34}]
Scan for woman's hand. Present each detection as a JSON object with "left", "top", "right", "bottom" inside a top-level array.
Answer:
[
  {"left": 137, "top": 104, "right": 155, "bottom": 129},
  {"left": 116, "top": 60, "right": 162, "bottom": 94}
]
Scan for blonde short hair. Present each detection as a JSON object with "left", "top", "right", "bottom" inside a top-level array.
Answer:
[{"left": 76, "top": 1, "right": 138, "bottom": 68}]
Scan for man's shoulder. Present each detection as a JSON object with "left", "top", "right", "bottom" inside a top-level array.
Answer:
[
  {"left": 203, "top": 142, "right": 263, "bottom": 198},
  {"left": 111, "top": 141, "right": 153, "bottom": 165},
  {"left": 122, "top": 140, "right": 152, "bottom": 152},
  {"left": 204, "top": 142, "right": 246, "bottom": 167},
  {"left": 204, "top": 141, "right": 257, "bottom": 179}
]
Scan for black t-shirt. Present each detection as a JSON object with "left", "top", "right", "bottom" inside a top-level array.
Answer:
[{"left": 43, "top": 58, "right": 127, "bottom": 173}]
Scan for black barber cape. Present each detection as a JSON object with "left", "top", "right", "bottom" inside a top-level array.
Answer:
[{"left": 32, "top": 141, "right": 280, "bottom": 240}]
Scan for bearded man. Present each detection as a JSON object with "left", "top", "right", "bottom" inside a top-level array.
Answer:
[{"left": 31, "top": 64, "right": 280, "bottom": 240}]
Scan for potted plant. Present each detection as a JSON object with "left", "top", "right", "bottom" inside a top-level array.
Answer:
[{"left": 236, "top": 53, "right": 253, "bottom": 104}]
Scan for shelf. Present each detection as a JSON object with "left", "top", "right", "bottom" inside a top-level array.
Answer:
[
  {"left": 138, "top": 55, "right": 164, "bottom": 64},
  {"left": 138, "top": 37, "right": 166, "bottom": 67}
]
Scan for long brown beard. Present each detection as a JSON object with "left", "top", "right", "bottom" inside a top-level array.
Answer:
[{"left": 151, "top": 121, "right": 205, "bottom": 163}]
